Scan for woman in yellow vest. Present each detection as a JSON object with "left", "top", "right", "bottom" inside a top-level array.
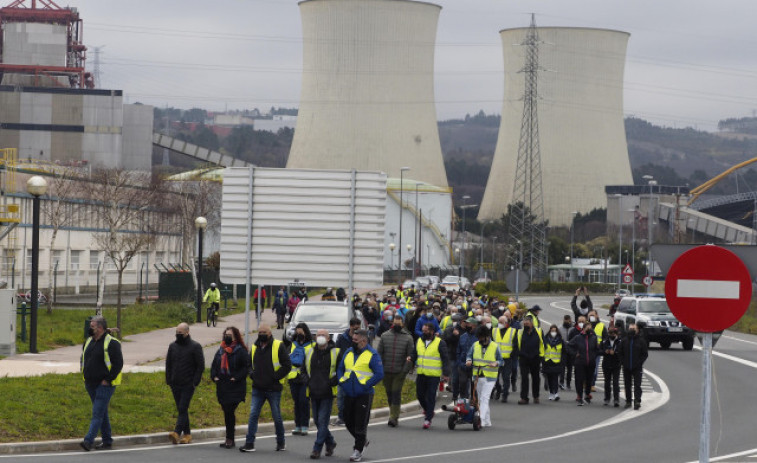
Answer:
[
  {"left": 412, "top": 322, "right": 450, "bottom": 429},
  {"left": 543, "top": 325, "right": 564, "bottom": 401},
  {"left": 465, "top": 326, "right": 503, "bottom": 428},
  {"left": 286, "top": 323, "right": 315, "bottom": 436}
]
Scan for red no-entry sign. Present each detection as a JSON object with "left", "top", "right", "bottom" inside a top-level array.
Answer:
[{"left": 664, "top": 245, "right": 753, "bottom": 333}]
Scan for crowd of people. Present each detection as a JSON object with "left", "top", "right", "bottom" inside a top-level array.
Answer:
[{"left": 78, "top": 285, "right": 649, "bottom": 461}]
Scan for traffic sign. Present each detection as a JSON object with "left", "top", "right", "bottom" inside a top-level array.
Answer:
[
  {"left": 622, "top": 264, "right": 634, "bottom": 276},
  {"left": 664, "top": 245, "right": 752, "bottom": 333},
  {"left": 622, "top": 274, "right": 634, "bottom": 284},
  {"left": 642, "top": 275, "right": 653, "bottom": 287}
]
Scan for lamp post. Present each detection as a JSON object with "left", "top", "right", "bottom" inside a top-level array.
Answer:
[
  {"left": 455, "top": 247, "right": 461, "bottom": 280},
  {"left": 414, "top": 182, "right": 420, "bottom": 280},
  {"left": 406, "top": 243, "right": 412, "bottom": 280},
  {"left": 27, "top": 176, "right": 47, "bottom": 353},
  {"left": 398, "top": 167, "right": 410, "bottom": 285},
  {"left": 461, "top": 195, "right": 470, "bottom": 279},
  {"left": 627, "top": 208, "right": 636, "bottom": 293},
  {"left": 570, "top": 211, "right": 578, "bottom": 282},
  {"left": 491, "top": 235, "right": 497, "bottom": 278},
  {"left": 643, "top": 177, "right": 657, "bottom": 276},
  {"left": 389, "top": 243, "right": 396, "bottom": 285},
  {"left": 195, "top": 216, "right": 207, "bottom": 323}
]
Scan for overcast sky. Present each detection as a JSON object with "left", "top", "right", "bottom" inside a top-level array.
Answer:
[{"left": 67, "top": 0, "right": 757, "bottom": 131}]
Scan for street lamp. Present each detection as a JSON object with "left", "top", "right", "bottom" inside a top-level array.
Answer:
[
  {"left": 643, "top": 177, "right": 657, "bottom": 276},
  {"left": 389, "top": 243, "right": 396, "bottom": 284},
  {"left": 406, "top": 243, "right": 412, "bottom": 275},
  {"left": 414, "top": 182, "right": 420, "bottom": 280},
  {"left": 398, "top": 167, "right": 410, "bottom": 285},
  {"left": 570, "top": 211, "right": 578, "bottom": 281},
  {"left": 627, "top": 208, "right": 637, "bottom": 291},
  {"left": 195, "top": 216, "right": 207, "bottom": 323},
  {"left": 27, "top": 175, "right": 47, "bottom": 353},
  {"left": 455, "top": 247, "right": 461, "bottom": 280}
]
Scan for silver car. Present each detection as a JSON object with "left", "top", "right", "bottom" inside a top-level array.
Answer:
[{"left": 286, "top": 300, "right": 366, "bottom": 342}]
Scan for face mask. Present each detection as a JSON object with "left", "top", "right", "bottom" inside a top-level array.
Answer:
[
  {"left": 427, "top": 313, "right": 434, "bottom": 319},
  {"left": 628, "top": 329, "right": 636, "bottom": 335},
  {"left": 577, "top": 322, "right": 584, "bottom": 330},
  {"left": 497, "top": 323, "right": 505, "bottom": 330},
  {"left": 550, "top": 331, "right": 557, "bottom": 338},
  {"left": 296, "top": 334, "right": 305, "bottom": 343},
  {"left": 589, "top": 316, "right": 597, "bottom": 323},
  {"left": 485, "top": 323, "right": 492, "bottom": 329},
  {"left": 423, "top": 332, "right": 433, "bottom": 340},
  {"left": 316, "top": 336, "right": 327, "bottom": 346},
  {"left": 393, "top": 324, "right": 403, "bottom": 332},
  {"left": 563, "top": 322, "right": 572, "bottom": 328},
  {"left": 258, "top": 334, "right": 269, "bottom": 343},
  {"left": 465, "top": 325, "right": 473, "bottom": 333},
  {"left": 479, "top": 338, "right": 488, "bottom": 346},
  {"left": 352, "top": 342, "right": 360, "bottom": 351},
  {"left": 223, "top": 335, "right": 233, "bottom": 345},
  {"left": 88, "top": 328, "right": 95, "bottom": 337},
  {"left": 475, "top": 315, "right": 483, "bottom": 322},
  {"left": 175, "top": 333, "right": 185, "bottom": 343},
  {"left": 456, "top": 305, "right": 462, "bottom": 310}
]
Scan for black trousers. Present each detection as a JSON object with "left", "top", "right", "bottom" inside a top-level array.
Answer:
[
  {"left": 560, "top": 354, "right": 574, "bottom": 386},
  {"left": 415, "top": 375, "right": 440, "bottom": 421},
  {"left": 221, "top": 402, "right": 241, "bottom": 440},
  {"left": 623, "top": 367, "right": 643, "bottom": 403},
  {"left": 603, "top": 364, "right": 621, "bottom": 403},
  {"left": 494, "top": 358, "right": 513, "bottom": 400},
  {"left": 344, "top": 393, "right": 373, "bottom": 452},
  {"left": 171, "top": 385, "right": 195, "bottom": 435},
  {"left": 545, "top": 371, "right": 560, "bottom": 395},
  {"left": 519, "top": 356, "right": 541, "bottom": 400},
  {"left": 574, "top": 362, "right": 593, "bottom": 399},
  {"left": 458, "top": 366, "right": 472, "bottom": 399}
]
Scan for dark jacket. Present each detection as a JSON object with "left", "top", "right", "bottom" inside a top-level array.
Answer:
[
  {"left": 337, "top": 344, "right": 384, "bottom": 397},
  {"left": 567, "top": 330, "right": 598, "bottom": 366},
  {"left": 307, "top": 342, "right": 340, "bottom": 400},
  {"left": 362, "top": 304, "right": 379, "bottom": 327},
  {"left": 166, "top": 335, "right": 205, "bottom": 387},
  {"left": 456, "top": 330, "right": 477, "bottom": 368},
  {"left": 411, "top": 336, "right": 451, "bottom": 377},
  {"left": 377, "top": 327, "right": 414, "bottom": 375},
  {"left": 600, "top": 336, "right": 622, "bottom": 370},
  {"left": 250, "top": 338, "right": 292, "bottom": 392},
  {"left": 617, "top": 333, "right": 648, "bottom": 371},
  {"left": 336, "top": 328, "right": 354, "bottom": 353},
  {"left": 514, "top": 327, "right": 543, "bottom": 360},
  {"left": 272, "top": 296, "right": 288, "bottom": 315},
  {"left": 82, "top": 334, "right": 123, "bottom": 385},
  {"left": 571, "top": 295, "right": 593, "bottom": 323},
  {"left": 210, "top": 343, "right": 250, "bottom": 404},
  {"left": 442, "top": 323, "right": 462, "bottom": 362}
]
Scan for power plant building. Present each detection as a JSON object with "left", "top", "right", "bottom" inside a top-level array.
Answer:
[
  {"left": 478, "top": 27, "right": 633, "bottom": 227},
  {"left": 287, "top": 0, "right": 449, "bottom": 188}
]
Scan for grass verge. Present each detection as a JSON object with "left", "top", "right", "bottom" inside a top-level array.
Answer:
[
  {"left": 729, "top": 299, "right": 757, "bottom": 334},
  {"left": 15, "top": 302, "right": 246, "bottom": 354},
  {"left": 0, "top": 371, "right": 416, "bottom": 442}
]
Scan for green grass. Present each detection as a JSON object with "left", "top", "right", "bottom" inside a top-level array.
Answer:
[
  {"left": 0, "top": 371, "right": 416, "bottom": 442},
  {"left": 730, "top": 299, "right": 757, "bottom": 334},
  {"left": 15, "top": 302, "right": 246, "bottom": 353}
]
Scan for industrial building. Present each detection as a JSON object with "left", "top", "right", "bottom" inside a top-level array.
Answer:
[
  {"left": 287, "top": 0, "right": 449, "bottom": 188},
  {"left": 478, "top": 27, "right": 634, "bottom": 227}
]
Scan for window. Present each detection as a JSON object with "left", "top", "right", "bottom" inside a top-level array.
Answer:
[
  {"left": 25, "top": 249, "right": 32, "bottom": 270},
  {"left": 52, "top": 250, "right": 64, "bottom": 269},
  {"left": 89, "top": 251, "right": 100, "bottom": 270},
  {"left": 70, "top": 250, "right": 81, "bottom": 270}
]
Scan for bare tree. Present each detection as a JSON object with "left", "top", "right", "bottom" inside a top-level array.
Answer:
[
  {"left": 85, "top": 169, "right": 161, "bottom": 335},
  {"left": 41, "top": 168, "right": 78, "bottom": 314}
]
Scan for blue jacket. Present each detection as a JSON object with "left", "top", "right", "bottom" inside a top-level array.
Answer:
[
  {"left": 414, "top": 315, "right": 441, "bottom": 338},
  {"left": 456, "top": 331, "right": 477, "bottom": 368},
  {"left": 336, "top": 328, "right": 353, "bottom": 353},
  {"left": 337, "top": 344, "right": 384, "bottom": 397}
]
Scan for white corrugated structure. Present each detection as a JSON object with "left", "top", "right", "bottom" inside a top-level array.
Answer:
[
  {"left": 287, "top": 0, "right": 448, "bottom": 188},
  {"left": 478, "top": 27, "right": 633, "bottom": 226}
]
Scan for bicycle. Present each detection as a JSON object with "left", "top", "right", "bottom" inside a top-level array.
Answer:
[{"left": 206, "top": 302, "right": 219, "bottom": 327}]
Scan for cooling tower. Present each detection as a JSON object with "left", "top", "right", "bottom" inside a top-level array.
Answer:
[
  {"left": 287, "top": 0, "right": 448, "bottom": 188},
  {"left": 478, "top": 27, "right": 633, "bottom": 226}
]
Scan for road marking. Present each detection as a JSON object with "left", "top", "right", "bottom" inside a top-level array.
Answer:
[
  {"left": 677, "top": 279, "right": 740, "bottom": 299},
  {"left": 687, "top": 447, "right": 757, "bottom": 462}
]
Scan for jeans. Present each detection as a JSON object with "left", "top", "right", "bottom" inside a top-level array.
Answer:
[
  {"left": 290, "top": 382, "right": 310, "bottom": 428},
  {"left": 415, "top": 375, "right": 440, "bottom": 421},
  {"left": 560, "top": 354, "right": 574, "bottom": 386},
  {"left": 623, "top": 368, "right": 643, "bottom": 403},
  {"left": 311, "top": 397, "right": 335, "bottom": 452},
  {"left": 511, "top": 357, "right": 519, "bottom": 387},
  {"left": 344, "top": 393, "right": 373, "bottom": 452},
  {"left": 336, "top": 386, "right": 345, "bottom": 421},
  {"left": 171, "top": 384, "right": 195, "bottom": 435},
  {"left": 382, "top": 372, "right": 406, "bottom": 421},
  {"left": 603, "top": 364, "right": 620, "bottom": 403},
  {"left": 495, "top": 358, "right": 513, "bottom": 401},
  {"left": 84, "top": 383, "right": 116, "bottom": 445},
  {"left": 457, "top": 366, "right": 471, "bottom": 399},
  {"left": 245, "top": 389, "right": 285, "bottom": 446}
]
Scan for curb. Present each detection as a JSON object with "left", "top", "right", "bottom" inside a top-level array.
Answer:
[{"left": 0, "top": 401, "right": 422, "bottom": 455}]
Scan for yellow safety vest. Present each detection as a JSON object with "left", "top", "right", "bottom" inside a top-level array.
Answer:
[
  {"left": 516, "top": 328, "right": 545, "bottom": 358},
  {"left": 81, "top": 334, "right": 122, "bottom": 386},
  {"left": 526, "top": 312, "right": 540, "bottom": 330},
  {"left": 492, "top": 326, "right": 516, "bottom": 359},
  {"left": 544, "top": 343, "right": 562, "bottom": 364},
  {"left": 305, "top": 347, "right": 340, "bottom": 396},
  {"left": 440, "top": 316, "right": 451, "bottom": 331},
  {"left": 415, "top": 337, "right": 443, "bottom": 377},
  {"left": 593, "top": 322, "right": 605, "bottom": 345},
  {"left": 203, "top": 288, "right": 221, "bottom": 303},
  {"left": 380, "top": 302, "right": 388, "bottom": 312},
  {"left": 340, "top": 349, "right": 375, "bottom": 385},
  {"left": 287, "top": 342, "right": 315, "bottom": 379},
  {"left": 472, "top": 342, "right": 499, "bottom": 378},
  {"left": 251, "top": 339, "right": 286, "bottom": 384}
]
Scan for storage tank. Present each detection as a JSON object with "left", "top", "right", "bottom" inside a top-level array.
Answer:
[
  {"left": 287, "top": 0, "right": 449, "bottom": 188},
  {"left": 478, "top": 27, "right": 633, "bottom": 226}
]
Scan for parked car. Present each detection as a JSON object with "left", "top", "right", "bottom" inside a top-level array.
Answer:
[
  {"left": 613, "top": 295, "right": 694, "bottom": 350},
  {"left": 440, "top": 275, "right": 471, "bottom": 291},
  {"left": 425, "top": 275, "right": 440, "bottom": 290},
  {"left": 402, "top": 279, "right": 419, "bottom": 290},
  {"left": 286, "top": 300, "right": 366, "bottom": 342},
  {"left": 415, "top": 276, "right": 432, "bottom": 290},
  {"left": 615, "top": 289, "right": 631, "bottom": 298}
]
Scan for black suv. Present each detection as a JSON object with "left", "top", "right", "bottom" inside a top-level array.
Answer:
[{"left": 614, "top": 295, "right": 694, "bottom": 350}]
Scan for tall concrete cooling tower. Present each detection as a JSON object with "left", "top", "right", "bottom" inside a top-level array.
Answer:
[
  {"left": 287, "top": 0, "right": 448, "bottom": 188},
  {"left": 478, "top": 27, "right": 633, "bottom": 227}
]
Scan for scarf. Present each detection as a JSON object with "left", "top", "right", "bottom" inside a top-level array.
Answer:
[{"left": 220, "top": 341, "right": 237, "bottom": 376}]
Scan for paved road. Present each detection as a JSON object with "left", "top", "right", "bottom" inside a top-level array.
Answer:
[{"left": 8, "top": 295, "right": 757, "bottom": 462}]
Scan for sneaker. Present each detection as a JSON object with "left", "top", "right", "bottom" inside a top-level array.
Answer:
[
  {"left": 585, "top": 397, "right": 591, "bottom": 405},
  {"left": 500, "top": 397, "right": 508, "bottom": 403},
  {"left": 239, "top": 443, "right": 256, "bottom": 452},
  {"left": 548, "top": 393, "right": 554, "bottom": 401},
  {"left": 614, "top": 401, "right": 620, "bottom": 408},
  {"left": 276, "top": 442, "right": 286, "bottom": 451},
  {"left": 310, "top": 450, "right": 321, "bottom": 459},
  {"left": 168, "top": 432, "right": 180, "bottom": 445},
  {"left": 518, "top": 398, "right": 529, "bottom": 405},
  {"left": 387, "top": 419, "right": 397, "bottom": 427},
  {"left": 603, "top": 400, "right": 610, "bottom": 406},
  {"left": 79, "top": 441, "right": 93, "bottom": 452},
  {"left": 533, "top": 397, "right": 540, "bottom": 404},
  {"left": 332, "top": 418, "right": 346, "bottom": 427},
  {"left": 634, "top": 402, "right": 641, "bottom": 410},
  {"left": 559, "top": 382, "right": 566, "bottom": 391},
  {"left": 350, "top": 449, "right": 363, "bottom": 462},
  {"left": 554, "top": 394, "right": 560, "bottom": 402},
  {"left": 511, "top": 383, "right": 517, "bottom": 392},
  {"left": 95, "top": 442, "right": 112, "bottom": 450},
  {"left": 301, "top": 428, "right": 309, "bottom": 436},
  {"left": 325, "top": 442, "right": 337, "bottom": 457},
  {"left": 577, "top": 400, "right": 584, "bottom": 407},
  {"left": 624, "top": 401, "right": 632, "bottom": 409},
  {"left": 591, "top": 386, "right": 597, "bottom": 392},
  {"left": 575, "top": 395, "right": 582, "bottom": 403},
  {"left": 422, "top": 420, "right": 430, "bottom": 429}
]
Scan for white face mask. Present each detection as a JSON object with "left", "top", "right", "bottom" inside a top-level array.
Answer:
[
  {"left": 550, "top": 331, "right": 557, "bottom": 338},
  {"left": 475, "top": 315, "right": 483, "bottom": 322},
  {"left": 577, "top": 322, "right": 585, "bottom": 330},
  {"left": 485, "top": 323, "right": 492, "bottom": 329},
  {"left": 316, "top": 336, "right": 327, "bottom": 346},
  {"left": 497, "top": 323, "right": 505, "bottom": 330},
  {"left": 589, "top": 316, "right": 597, "bottom": 323}
]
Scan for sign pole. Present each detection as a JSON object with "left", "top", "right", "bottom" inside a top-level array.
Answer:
[{"left": 699, "top": 331, "right": 712, "bottom": 463}]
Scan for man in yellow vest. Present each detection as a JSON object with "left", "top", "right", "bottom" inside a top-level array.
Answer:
[
  {"left": 203, "top": 282, "right": 221, "bottom": 313},
  {"left": 492, "top": 315, "right": 516, "bottom": 403},
  {"left": 239, "top": 324, "right": 292, "bottom": 453},
  {"left": 80, "top": 316, "right": 123, "bottom": 451},
  {"left": 337, "top": 329, "right": 384, "bottom": 462},
  {"left": 588, "top": 309, "right": 608, "bottom": 392},
  {"left": 465, "top": 326, "right": 503, "bottom": 427},
  {"left": 412, "top": 322, "right": 450, "bottom": 429},
  {"left": 306, "top": 329, "right": 341, "bottom": 459}
]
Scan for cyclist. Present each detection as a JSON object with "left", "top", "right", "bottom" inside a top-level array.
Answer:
[{"left": 203, "top": 283, "right": 221, "bottom": 322}]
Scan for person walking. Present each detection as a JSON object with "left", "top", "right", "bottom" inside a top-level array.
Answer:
[
  {"left": 239, "top": 324, "right": 292, "bottom": 453},
  {"left": 286, "top": 323, "right": 315, "bottom": 436},
  {"left": 600, "top": 326, "right": 622, "bottom": 407},
  {"left": 79, "top": 316, "right": 123, "bottom": 451},
  {"left": 567, "top": 319, "right": 598, "bottom": 406},
  {"left": 492, "top": 316, "right": 516, "bottom": 403},
  {"left": 557, "top": 315, "right": 574, "bottom": 390},
  {"left": 617, "top": 323, "right": 648, "bottom": 410},
  {"left": 377, "top": 314, "right": 414, "bottom": 427},
  {"left": 337, "top": 329, "right": 384, "bottom": 462},
  {"left": 211, "top": 326, "right": 250, "bottom": 449},
  {"left": 306, "top": 329, "right": 341, "bottom": 459},
  {"left": 442, "top": 314, "right": 463, "bottom": 405},
  {"left": 456, "top": 317, "right": 479, "bottom": 401},
  {"left": 166, "top": 323, "right": 205, "bottom": 445},
  {"left": 543, "top": 325, "right": 564, "bottom": 401},
  {"left": 465, "top": 326, "right": 502, "bottom": 427},
  {"left": 412, "top": 322, "right": 450, "bottom": 429},
  {"left": 513, "top": 317, "right": 544, "bottom": 404},
  {"left": 273, "top": 290, "right": 288, "bottom": 329},
  {"left": 333, "top": 318, "right": 362, "bottom": 426},
  {"left": 588, "top": 309, "right": 608, "bottom": 391}
]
